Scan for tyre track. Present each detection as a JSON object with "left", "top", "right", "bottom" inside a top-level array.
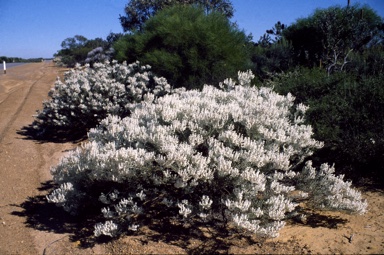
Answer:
[
  {"left": 0, "top": 63, "right": 72, "bottom": 254},
  {"left": 0, "top": 66, "right": 46, "bottom": 144},
  {"left": 0, "top": 63, "right": 95, "bottom": 254}
]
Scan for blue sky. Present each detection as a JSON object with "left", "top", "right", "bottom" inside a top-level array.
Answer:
[{"left": 0, "top": 0, "right": 383, "bottom": 59}]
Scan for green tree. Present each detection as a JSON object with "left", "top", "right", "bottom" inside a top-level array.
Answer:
[
  {"left": 55, "top": 35, "right": 90, "bottom": 67},
  {"left": 119, "top": 0, "right": 234, "bottom": 32},
  {"left": 55, "top": 35, "right": 114, "bottom": 67},
  {"left": 283, "top": 4, "right": 383, "bottom": 73},
  {"left": 250, "top": 22, "right": 294, "bottom": 81},
  {"left": 114, "top": 5, "right": 251, "bottom": 90},
  {"left": 251, "top": 39, "right": 294, "bottom": 82},
  {"left": 60, "top": 35, "right": 88, "bottom": 50},
  {"left": 347, "top": 44, "right": 384, "bottom": 76}
]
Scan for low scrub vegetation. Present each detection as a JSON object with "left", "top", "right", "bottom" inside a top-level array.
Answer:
[
  {"left": 30, "top": 0, "right": 383, "bottom": 243},
  {"left": 33, "top": 61, "right": 171, "bottom": 137},
  {"left": 46, "top": 71, "right": 367, "bottom": 238}
]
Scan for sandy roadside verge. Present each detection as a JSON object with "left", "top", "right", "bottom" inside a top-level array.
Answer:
[{"left": 0, "top": 62, "right": 104, "bottom": 254}]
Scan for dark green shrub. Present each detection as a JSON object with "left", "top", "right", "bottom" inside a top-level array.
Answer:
[
  {"left": 114, "top": 5, "right": 251, "bottom": 90},
  {"left": 251, "top": 38, "right": 294, "bottom": 81},
  {"left": 269, "top": 68, "right": 384, "bottom": 184},
  {"left": 347, "top": 45, "right": 384, "bottom": 77}
]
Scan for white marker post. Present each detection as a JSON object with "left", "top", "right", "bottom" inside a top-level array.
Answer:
[{"left": 3, "top": 61, "right": 6, "bottom": 74}]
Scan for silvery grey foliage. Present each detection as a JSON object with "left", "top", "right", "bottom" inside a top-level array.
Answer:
[
  {"left": 297, "top": 161, "right": 367, "bottom": 213},
  {"left": 94, "top": 220, "right": 118, "bottom": 237},
  {"left": 85, "top": 47, "right": 111, "bottom": 64},
  {"left": 33, "top": 60, "right": 171, "bottom": 134},
  {"left": 47, "top": 70, "right": 367, "bottom": 238}
]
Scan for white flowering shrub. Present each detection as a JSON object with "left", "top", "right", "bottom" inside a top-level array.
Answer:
[
  {"left": 85, "top": 47, "right": 115, "bottom": 66},
  {"left": 47, "top": 70, "right": 367, "bottom": 238},
  {"left": 33, "top": 60, "right": 171, "bottom": 135},
  {"left": 85, "top": 47, "right": 109, "bottom": 64}
]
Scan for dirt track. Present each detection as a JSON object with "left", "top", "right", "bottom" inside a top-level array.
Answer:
[
  {"left": 0, "top": 63, "right": 103, "bottom": 254},
  {"left": 0, "top": 62, "right": 383, "bottom": 254}
]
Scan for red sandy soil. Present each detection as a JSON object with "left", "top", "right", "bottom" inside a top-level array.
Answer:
[{"left": 0, "top": 62, "right": 383, "bottom": 254}]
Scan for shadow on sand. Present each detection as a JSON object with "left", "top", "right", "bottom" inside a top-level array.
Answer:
[
  {"left": 17, "top": 124, "right": 87, "bottom": 144},
  {"left": 11, "top": 180, "right": 351, "bottom": 254},
  {"left": 10, "top": 181, "right": 103, "bottom": 248}
]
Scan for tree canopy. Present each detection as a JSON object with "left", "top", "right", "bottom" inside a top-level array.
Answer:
[
  {"left": 119, "top": 0, "right": 234, "bottom": 32},
  {"left": 55, "top": 33, "right": 122, "bottom": 67},
  {"left": 283, "top": 4, "right": 383, "bottom": 73},
  {"left": 114, "top": 5, "right": 251, "bottom": 90}
]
